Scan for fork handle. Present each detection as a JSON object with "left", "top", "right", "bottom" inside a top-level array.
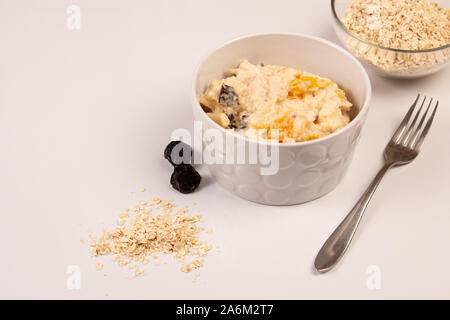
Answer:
[{"left": 314, "top": 162, "right": 394, "bottom": 273}]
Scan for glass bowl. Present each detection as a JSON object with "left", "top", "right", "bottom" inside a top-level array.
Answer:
[{"left": 331, "top": 0, "right": 450, "bottom": 79}]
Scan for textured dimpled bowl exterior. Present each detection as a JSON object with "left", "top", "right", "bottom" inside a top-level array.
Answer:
[{"left": 192, "top": 33, "right": 371, "bottom": 205}]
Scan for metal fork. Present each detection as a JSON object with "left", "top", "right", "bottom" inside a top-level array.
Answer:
[{"left": 314, "top": 94, "right": 438, "bottom": 273}]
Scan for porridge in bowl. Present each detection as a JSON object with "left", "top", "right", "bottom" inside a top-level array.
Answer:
[
  {"left": 192, "top": 33, "right": 372, "bottom": 205},
  {"left": 199, "top": 60, "right": 353, "bottom": 143}
]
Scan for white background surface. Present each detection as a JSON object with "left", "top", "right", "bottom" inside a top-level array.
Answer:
[{"left": 0, "top": 0, "right": 449, "bottom": 299}]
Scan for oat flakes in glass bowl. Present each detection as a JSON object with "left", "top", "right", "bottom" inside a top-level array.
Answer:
[{"left": 331, "top": 0, "right": 450, "bottom": 78}]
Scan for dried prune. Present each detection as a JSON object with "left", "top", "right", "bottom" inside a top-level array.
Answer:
[
  {"left": 226, "top": 112, "right": 235, "bottom": 122},
  {"left": 164, "top": 141, "right": 192, "bottom": 166},
  {"left": 170, "top": 165, "right": 201, "bottom": 194},
  {"left": 218, "top": 84, "right": 239, "bottom": 106},
  {"left": 226, "top": 112, "right": 237, "bottom": 129},
  {"left": 200, "top": 103, "right": 212, "bottom": 113},
  {"left": 238, "top": 114, "right": 249, "bottom": 130}
]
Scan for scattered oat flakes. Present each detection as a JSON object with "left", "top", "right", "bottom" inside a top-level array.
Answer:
[
  {"left": 181, "top": 264, "right": 191, "bottom": 273},
  {"left": 192, "top": 272, "right": 201, "bottom": 283},
  {"left": 88, "top": 197, "right": 212, "bottom": 277},
  {"left": 96, "top": 263, "right": 103, "bottom": 271},
  {"left": 134, "top": 268, "right": 144, "bottom": 277},
  {"left": 140, "top": 188, "right": 146, "bottom": 192}
]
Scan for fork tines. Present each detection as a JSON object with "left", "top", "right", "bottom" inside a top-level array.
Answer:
[{"left": 392, "top": 94, "right": 438, "bottom": 150}]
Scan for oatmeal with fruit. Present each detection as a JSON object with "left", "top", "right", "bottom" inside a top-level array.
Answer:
[{"left": 199, "top": 60, "right": 353, "bottom": 143}]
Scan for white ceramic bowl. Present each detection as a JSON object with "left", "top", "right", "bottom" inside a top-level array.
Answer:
[{"left": 192, "top": 33, "right": 371, "bottom": 205}]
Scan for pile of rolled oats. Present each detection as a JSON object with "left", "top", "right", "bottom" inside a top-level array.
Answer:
[
  {"left": 341, "top": 0, "right": 450, "bottom": 75},
  {"left": 87, "top": 197, "right": 212, "bottom": 278}
]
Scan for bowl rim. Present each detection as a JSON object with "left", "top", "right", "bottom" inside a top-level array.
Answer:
[
  {"left": 191, "top": 32, "right": 372, "bottom": 148},
  {"left": 331, "top": 0, "right": 450, "bottom": 54}
]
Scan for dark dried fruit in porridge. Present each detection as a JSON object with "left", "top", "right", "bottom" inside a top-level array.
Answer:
[
  {"left": 238, "top": 114, "right": 249, "bottom": 130},
  {"left": 218, "top": 84, "right": 239, "bottom": 106},
  {"left": 170, "top": 165, "right": 201, "bottom": 194},
  {"left": 226, "top": 112, "right": 237, "bottom": 129},
  {"left": 225, "top": 112, "right": 248, "bottom": 130},
  {"left": 226, "top": 112, "right": 235, "bottom": 122},
  {"left": 238, "top": 123, "right": 247, "bottom": 130},
  {"left": 200, "top": 103, "right": 212, "bottom": 113},
  {"left": 164, "top": 141, "right": 192, "bottom": 166}
]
